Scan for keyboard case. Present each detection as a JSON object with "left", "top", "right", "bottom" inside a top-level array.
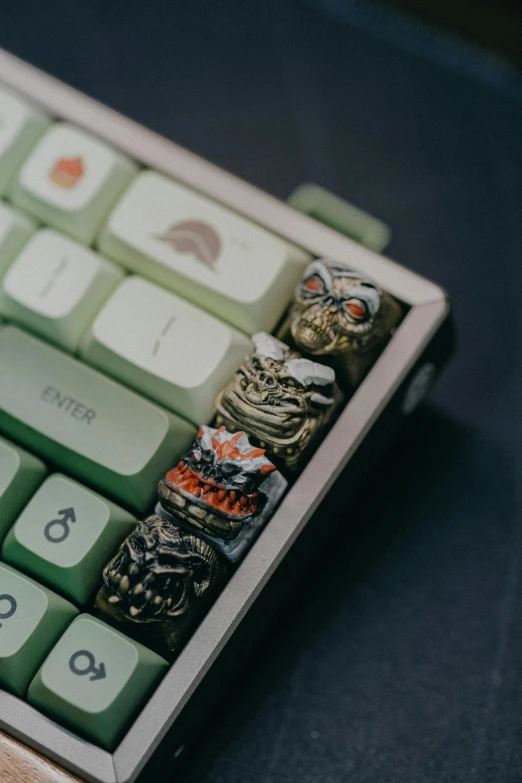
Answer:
[{"left": 0, "top": 47, "right": 454, "bottom": 783}]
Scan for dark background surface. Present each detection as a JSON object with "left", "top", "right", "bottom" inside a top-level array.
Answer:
[{"left": 1, "top": 1, "right": 521, "bottom": 781}]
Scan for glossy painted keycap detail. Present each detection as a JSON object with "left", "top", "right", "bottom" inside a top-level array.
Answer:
[
  {"left": 0, "top": 229, "right": 123, "bottom": 351},
  {"left": 11, "top": 122, "right": 137, "bottom": 244},
  {"left": 80, "top": 276, "right": 251, "bottom": 424},
  {"left": 284, "top": 258, "right": 403, "bottom": 388},
  {"left": 0, "top": 326, "right": 195, "bottom": 512},
  {"left": 156, "top": 425, "right": 288, "bottom": 562},
  {"left": 2, "top": 475, "right": 137, "bottom": 603},
  {"left": 0, "top": 86, "right": 50, "bottom": 195},
  {"left": 0, "top": 202, "right": 36, "bottom": 277},
  {"left": 99, "top": 170, "right": 311, "bottom": 333},
  {"left": 97, "top": 515, "right": 225, "bottom": 651},
  {"left": 28, "top": 614, "right": 168, "bottom": 749},
  {"left": 0, "top": 563, "right": 77, "bottom": 696},
  {"left": 0, "top": 435, "right": 46, "bottom": 540},
  {"left": 215, "top": 332, "right": 342, "bottom": 473}
]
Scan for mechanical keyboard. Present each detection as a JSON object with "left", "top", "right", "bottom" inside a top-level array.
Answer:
[{"left": 0, "top": 47, "right": 453, "bottom": 783}]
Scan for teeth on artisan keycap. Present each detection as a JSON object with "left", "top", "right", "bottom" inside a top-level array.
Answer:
[{"left": 119, "top": 576, "right": 130, "bottom": 594}]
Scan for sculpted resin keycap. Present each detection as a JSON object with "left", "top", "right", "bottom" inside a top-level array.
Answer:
[{"left": 282, "top": 258, "right": 402, "bottom": 388}]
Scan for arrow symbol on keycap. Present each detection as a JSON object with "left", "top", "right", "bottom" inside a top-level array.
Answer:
[
  {"left": 89, "top": 662, "right": 106, "bottom": 681},
  {"left": 44, "top": 507, "right": 77, "bottom": 544},
  {"left": 69, "top": 650, "right": 106, "bottom": 681}
]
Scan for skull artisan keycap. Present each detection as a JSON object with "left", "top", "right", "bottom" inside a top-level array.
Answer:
[
  {"left": 0, "top": 85, "right": 50, "bottom": 195},
  {"left": 0, "top": 563, "right": 77, "bottom": 696},
  {"left": 283, "top": 258, "right": 403, "bottom": 388},
  {"left": 0, "top": 325, "right": 195, "bottom": 511},
  {"left": 0, "top": 229, "right": 123, "bottom": 351},
  {"left": 11, "top": 122, "right": 137, "bottom": 244},
  {"left": 0, "top": 201, "right": 36, "bottom": 277},
  {"left": 80, "top": 275, "right": 251, "bottom": 424},
  {"left": 0, "top": 435, "right": 46, "bottom": 540},
  {"left": 28, "top": 614, "right": 168, "bottom": 749},
  {"left": 98, "top": 170, "right": 311, "bottom": 333},
  {"left": 2, "top": 474, "right": 137, "bottom": 603}
]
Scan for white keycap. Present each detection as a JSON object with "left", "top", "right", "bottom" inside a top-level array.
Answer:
[
  {"left": 0, "top": 202, "right": 36, "bottom": 276},
  {"left": 0, "top": 229, "right": 123, "bottom": 351},
  {"left": 0, "top": 86, "right": 50, "bottom": 195},
  {"left": 11, "top": 122, "right": 138, "bottom": 245},
  {"left": 79, "top": 276, "right": 251, "bottom": 424},
  {"left": 98, "top": 170, "right": 311, "bottom": 334}
]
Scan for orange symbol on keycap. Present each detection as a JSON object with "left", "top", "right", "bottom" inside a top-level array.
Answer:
[
  {"left": 156, "top": 220, "right": 221, "bottom": 270},
  {"left": 49, "top": 157, "right": 84, "bottom": 189}
]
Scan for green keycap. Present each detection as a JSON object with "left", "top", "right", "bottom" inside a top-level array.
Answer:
[
  {"left": 287, "top": 183, "right": 392, "bottom": 252},
  {"left": 0, "top": 325, "right": 196, "bottom": 511},
  {"left": 2, "top": 474, "right": 137, "bottom": 603},
  {"left": 28, "top": 614, "right": 168, "bottom": 749},
  {"left": 0, "top": 563, "right": 77, "bottom": 696},
  {"left": 0, "top": 435, "right": 46, "bottom": 540}
]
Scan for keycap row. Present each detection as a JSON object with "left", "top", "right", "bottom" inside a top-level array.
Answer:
[
  {"left": 0, "top": 210, "right": 251, "bottom": 425},
  {"left": 0, "top": 436, "right": 167, "bottom": 748},
  {"left": 0, "top": 85, "right": 310, "bottom": 335}
]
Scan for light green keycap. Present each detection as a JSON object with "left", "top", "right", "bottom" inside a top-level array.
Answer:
[
  {"left": 80, "top": 276, "right": 251, "bottom": 425},
  {"left": 0, "top": 435, "right": 46, "bottom": 540},
  {"left": 99, "top": 170, "right": 310, "bottom": 334},
  {"left": 2, "top": 474, "right": 137, "bottom": 603},
  {"left": 0, "top": 325, "right": 196, "bottom": 512},
  {"left": 287, "top": 183, "right": 392, "bottom": 253},
  {"left": 0, "top": 563, "right": 77, "bottom": 696},
  {"left": 11, "top": 122, "right": 137, "bottom": 245},
  {"left": 0, "top": 85, "right": 50, "bottom": 195},
  {"left": 28, "top": 614, "right": 168, "bottom": 749},
  {"left": 0, "top": 202, "right": 36, "bottom": 277},
  {"left": 0, "top": 229, "right": 123, "bottom": 351}
]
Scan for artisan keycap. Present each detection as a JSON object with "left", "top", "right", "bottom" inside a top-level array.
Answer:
[
  {"left": 11, "top": 122, "right": 137, "bottom": 245},
  {"left": 98, "top": 170, "right": 310, "bottom": 333},
  {"left": 287, "top": 183, "right": 392, "bottom": 253},
  {"left": 0, "top": 563, "right": 77, "bottom": 696},
  {"left": 0, "top": 325, "right": 196, "bottom": 512},
  {"left": 0, "top": 86, "right": 50, "bottom": 195},
  {"left": 0, "top": 435, "right": 46, "bottom": 540},
  {"left": 80, "top": 276, "right": 251, "bottom": 424},
  {"left": 28, "top": 614, "right": 168, "bottom": 749},
  {"left": 0, "top": 229, "right": 123, "bottom": 351},
  {"left": 0, "top": 202, "right": 36, "bottom": 277},
  {"left": 3, "top": 474, "right": 136, "bottom": 603}
]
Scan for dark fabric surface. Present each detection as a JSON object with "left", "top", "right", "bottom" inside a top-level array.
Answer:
[{"left": 1, "top": 1, "right": 521, "bottom": 780}]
